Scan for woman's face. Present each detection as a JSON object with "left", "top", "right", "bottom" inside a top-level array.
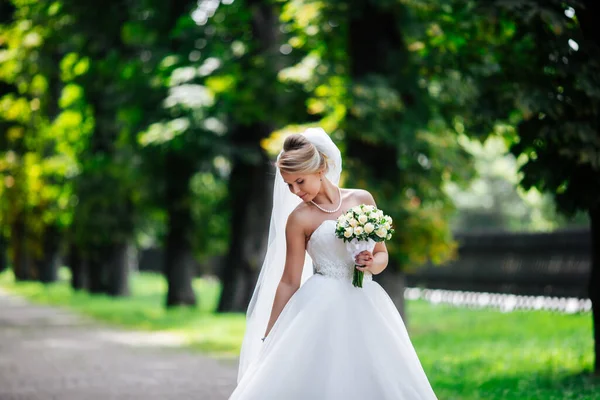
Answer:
[{"left": 281, "top": 170, "right": 322, "bottom": 202}]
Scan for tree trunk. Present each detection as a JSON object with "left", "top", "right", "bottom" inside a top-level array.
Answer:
[
  {"left": 590, "top": 207, "right": 600, "bottom": 375},
  {"left": 347, "top": 1, "right": 412, "bottom": 312},
  {"left": 346, "top": 1, "right": 406, "bottom": 174},
  {"left": 164, "top": 151, "right": 197, "bottom": 307},
  {"left": 68, "top": 241, "right": 89, "bottom": 290},
  {"left": 218, "top": 125, "right": 273, "bottom": 312},
  {"left": 10, "top": 215, "right": 36, "bottom": 281},
  {"left": 376, "top": 261, "right": 407, "bottom": 323},
  {"left": 0, "top": 233, "right": 7, "bottom": 273},
  {"left": 578, "top": 0, "right": 600, "bottom": 375},
  {"left": 106, "top": 242, "right": 131, "bottom": 296},
  {"left": 36, "top": 224, "right": 60, "bottom": 284},
  {"left": 217, "top": 1, "right": 280, "bottom": 313},
  {"left": 87, "top": 246, "right": 108, "bottom": 294}
]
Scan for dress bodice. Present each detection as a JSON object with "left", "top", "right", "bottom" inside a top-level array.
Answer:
[{"left": 306, "top": 220, "right": 373, "bottom": 282}]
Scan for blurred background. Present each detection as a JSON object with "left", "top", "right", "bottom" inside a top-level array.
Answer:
[{"left": 0, "top": 0, "right": 599, "bottom": 398}]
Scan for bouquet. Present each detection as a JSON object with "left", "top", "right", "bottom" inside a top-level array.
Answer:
[{"left": 334, "top": 204, "right": 395, "bottom": 288}]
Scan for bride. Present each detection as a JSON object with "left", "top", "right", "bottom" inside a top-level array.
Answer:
[{"left": 229, "top": 128, "right": 437, "bottom": 399}]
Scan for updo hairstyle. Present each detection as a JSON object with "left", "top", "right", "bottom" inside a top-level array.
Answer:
[{"left": 276, "top": 134, "right": 329, "bottom": 175}]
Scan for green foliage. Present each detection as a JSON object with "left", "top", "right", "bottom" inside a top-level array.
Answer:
[
  {"left": 271, "top": 0, "right": 478, "bottom": 269},
  {"left": 432, "top": 0, "right": 600, "bottom": 216},
  {"left": 0, "top": 0, "right": 92, "bottom": 264},
  {"left": 189, "top": 170, "right": 230, "bottom": 262},
  {"left": 2, "top": 0, "right": 598, "bottom": 300}
]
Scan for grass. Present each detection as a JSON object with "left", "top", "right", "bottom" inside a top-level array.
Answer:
[
  {"left": 1, "top": 269, "right": 598, "bottom": 399},
  {"left": 407, "top": 302, "right": 598, "bottom": 399}
]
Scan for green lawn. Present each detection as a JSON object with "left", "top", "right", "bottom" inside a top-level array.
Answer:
[{"left": 0, "top": 269, "right": 598, "bottom": 399}]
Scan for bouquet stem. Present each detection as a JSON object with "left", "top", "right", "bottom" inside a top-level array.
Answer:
[{"left": 352, "top": 268, "right": 364, "bottom": 288}]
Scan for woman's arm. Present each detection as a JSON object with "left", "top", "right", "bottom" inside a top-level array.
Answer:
[
  {"left": 354, "top": 189, "right": 389, "bottom": 275},
  {"left": 263, "top": 212, "right": 306, "bottom": 338}
]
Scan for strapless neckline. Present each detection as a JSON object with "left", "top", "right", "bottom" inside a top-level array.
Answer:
[{"left": 307, "top": 219, "right": 337, "bottom": 248}]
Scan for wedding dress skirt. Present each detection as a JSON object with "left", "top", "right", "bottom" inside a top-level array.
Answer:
[{"left": 230, "top": 220, "right": 437, "bottom": 400}]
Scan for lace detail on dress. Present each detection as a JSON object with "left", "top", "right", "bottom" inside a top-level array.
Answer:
[{"left": 307, "top": 220, "right": 373, "bottom": 283}]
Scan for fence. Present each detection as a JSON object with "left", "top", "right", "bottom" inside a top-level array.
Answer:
[{"left": 405, "top": 229, "right": 591, "bottom": 298}]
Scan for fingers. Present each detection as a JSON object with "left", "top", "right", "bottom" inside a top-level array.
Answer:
[{"left": 355, "top": 252, "right": 373, "bottom": 265}]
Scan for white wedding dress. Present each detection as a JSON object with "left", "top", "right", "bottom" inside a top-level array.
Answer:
[{"left": 230, "top": 219, "right": 437, "bottom": 400}]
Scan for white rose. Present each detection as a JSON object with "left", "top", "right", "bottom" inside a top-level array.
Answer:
[
  {"left": 385, "top": 216, "right": 393, "bottom": 224},
  {"left": 376, "top": 227, "right": 388, "bottom": 238},
  {"left": 344, "top": 227, "right": 354, "bottom": 238},
  {"left": 345, "top": 212, "right": 354, "bottom": 220},
  {"left": 386, "top": 233, "right": 392, "bottom": 240},
  {"left": 349, "top": 218, "right": 358, "bottom": 227},
  {"left": 364, "top": 205, "right": 375, "bottom": 212},
  {"left": 377, "top": 210, "right": 384, "bottom": 218},
  {"left": 358, "top": 214, "right": 368, "bottom": 224},
  {"left": 337, "top": 215, "right": 347, "bottom": 225},
  {"left": 364, "top": 223, "right": 375, "bottom": 234},
  {"left": 384, "top": 222, "right": 391, "bottom": 230},
  {"left": 354, "top": 226, "right": 364, "bottom": 235}
]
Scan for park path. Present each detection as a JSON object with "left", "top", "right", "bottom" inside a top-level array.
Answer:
[{"left": 0, "top": 289, "right": 238, "bottom": 400}]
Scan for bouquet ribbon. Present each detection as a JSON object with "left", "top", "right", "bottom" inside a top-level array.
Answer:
[{"left": 345, "top": 238, "right": 376, "bottom": 288}]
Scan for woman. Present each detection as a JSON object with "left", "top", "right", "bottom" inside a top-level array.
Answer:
[{"left": 230, "top": 128, "right": 437, "bottom": 399}]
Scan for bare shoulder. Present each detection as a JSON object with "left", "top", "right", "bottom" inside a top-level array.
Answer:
[
  {"left": 287, "top": 203, "right": 311, "bottom": 232},
  {"left": 348, "top": 188, "right": 377, "bottom": 206}
]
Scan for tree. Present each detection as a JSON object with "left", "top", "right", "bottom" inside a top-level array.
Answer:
[
  {"left": 505, "top": 0, "right": 600, "bottom": 375},
  {"left": 216, "top": 0, "right": 290, "bottom": 312},
  {"left": 268, "top": 0, "right": 475, "bottom": 316},
  {"left": 56, "top": 0, "right": 199, "bottom": 300},
  {"left": 0, "top": 0, "right": 87, "bottom": 283},
  {"left": 449, "top": 0, "right": 600, "bottom": 373}
]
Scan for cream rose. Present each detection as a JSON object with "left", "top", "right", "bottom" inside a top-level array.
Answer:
[
  {"left": 349, "top": 218, "right": 358, "bottom": 227},
  {"left": 386, "top": 233, "right": 392, "bottom": 240},
  {"left": 364, "top": 205, "right": 375, "bottom": 212},
  {"left": 358, "top": 214, "right": 368, "bottom": 224},
  {"left": 384, "top": 222, "right": 391, "bottom": 230},
  {"left": 364, "top": 222, "right": 375, "bottom": 234},
  {"left": 344, "top": 227, "right": 354, "bottom": 238},
  {"left": 376, "top": 227, "right": 388, "bottom": 238},
  {"left": 354, "top": 226, "right": 364, "bottom": 235}
]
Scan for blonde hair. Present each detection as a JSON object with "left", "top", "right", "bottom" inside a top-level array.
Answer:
[{"left": 276, "top": 134, "right": 328, "bottom": 175}]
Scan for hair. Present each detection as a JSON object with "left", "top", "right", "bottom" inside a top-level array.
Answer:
[{"left": 276, "top": 134, "right": 328, "bottom": 175}]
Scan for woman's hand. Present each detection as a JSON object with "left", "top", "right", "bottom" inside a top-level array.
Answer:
[{"left": 355, "top": 250, "right": 374, "bottom": 272}]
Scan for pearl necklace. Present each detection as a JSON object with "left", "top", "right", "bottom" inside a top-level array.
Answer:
[{"left": 310, "top": 186, "right": 342, "bottom": 214}]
